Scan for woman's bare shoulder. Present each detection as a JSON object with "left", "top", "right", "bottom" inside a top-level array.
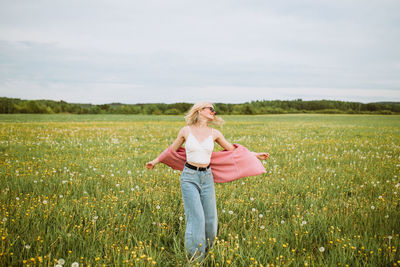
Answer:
[
  {"left": 212, "top": 128, "right": 223, "bottom": 139},
  {"left": 212, "top": 128, "right": 222, "bottom": 135},
  {"left": 178, "top": 126, "right": 190, "bottom": 136}
]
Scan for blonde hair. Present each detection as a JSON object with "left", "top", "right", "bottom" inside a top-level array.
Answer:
[{"left": 184, "top": 102, "right": 225, "bottom": 127}]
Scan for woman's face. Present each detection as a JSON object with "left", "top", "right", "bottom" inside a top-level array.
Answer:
[{"left": 199, "top": 105, "right": 216, "bottom": 121}]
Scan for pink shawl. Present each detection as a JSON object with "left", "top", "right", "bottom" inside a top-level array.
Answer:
[{"left": 158, "top": 144, "right": 266, "bottom": 183}]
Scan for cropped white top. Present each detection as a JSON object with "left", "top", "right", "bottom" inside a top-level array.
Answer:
[{"left": 185, "top": 128, "right": 214, "bottom": 165}]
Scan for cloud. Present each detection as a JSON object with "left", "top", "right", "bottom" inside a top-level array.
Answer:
[{"left": 0, "top": 0, "right": 399, "bottom": 103}]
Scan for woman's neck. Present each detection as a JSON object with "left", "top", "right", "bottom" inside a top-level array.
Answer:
[{"left": 193, "top": 118, "right": 208, "bottom": 128}]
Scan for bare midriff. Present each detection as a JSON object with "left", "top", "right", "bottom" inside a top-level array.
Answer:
[{"left": 187, "top": 161, "right": 210, "bottom": 168}]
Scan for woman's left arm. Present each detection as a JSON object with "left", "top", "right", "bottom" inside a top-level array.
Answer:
[
  {"left": 252, "top": 152, "right": 270, "bottom": 160},
  {"left": 214, "top": 129, "right": 235, "bottom": 151},
  {"left": 215, "top": 129, "right": 270, "bottom": 160}
]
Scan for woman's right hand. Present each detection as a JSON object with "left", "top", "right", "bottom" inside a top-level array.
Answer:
[{"left": 146, "top": 159, "right": 158, "bottom": 170}]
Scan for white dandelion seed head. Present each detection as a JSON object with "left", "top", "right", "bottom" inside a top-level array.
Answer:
[
  {"left": 156, "top": 205, "right": 160, "bottom": 210},
  {"left": 58, "top": 258, "right": 65, "bottom": 265},
  {"left": 228, "top": 210, "right": 233, "bottom": 215},
  {"left": 71, "top": 262, "right": 79, "bottom": 267},
  {"left": 260, "top": 225, "right": 265, "bottom": 229},
  {"left": 319, "top": 247, "right": 325, "bottom": 252},
  {"left": 301, "top": 220, "right": 307, "bottom": 225},
  {"left": 281, "top": 220, "right": 285, "bottom": 224},
  {"left": 388, "top": 235, "right": 393, "bottom": 240},
  {"left": 25, "top": 245, "right": 31, "bottom": 249},
  {"left": 43, "top": 200, "right": 48, "bottom": 205},
  {"left": 371, "top": 205, "right": 375, "bottom": 210},
  {"left": 116, "top": 183, "right": 120, "bottom": 187},
  {"left": 250, "top": 197, "right": 254, "bottom": 201},
  {"left": 16, "top": 197, "right": 20, "bottom": 201},
  {"left": 259, "top": 214, "right": 263, "bottom": 218},
  {"left": 252, "top": 208, "right": 256, "bottom": 212}
]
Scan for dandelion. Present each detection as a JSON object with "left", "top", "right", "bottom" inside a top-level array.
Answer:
[
  {"left": 260, "top": 225, "right": 265, "bottom": 230},
  {"left": 395, "top": 183, "right": 400, "bottom": 188},
  {"left": 388, "top": 235, "right": 393, "bottom": 240},
  {"left": 250, "top": 197, "right": 254, "bottom": 201},
  {"left": 179, "top": 216, "right": 183, "bottom": 221},
  {"left": 301, "top": 220, "right": 307, "bottom": 226},
  {"left": 25, "top": 245, "right": 31, "bottom": 249},
  {"left": 58, "top": 258, "right": 65, "bottom": 265},
  {"left": 43, "top": 200, "right": 48, "bottom": 205},
  {"left": 128, "top": 170, "right": 132, "bottom": 175},
  {"left": 259, "top": 214, "right": 263, "bottom": 218},
  {"left": 228, "top": 210, "right": 233, "bottom": 215},
  {"left": 156, "top": 205, "right": 160, "bottom": 210},
  {"left": 93, "top": 216, "right": 99, "bottom": 220},
  {"left": 371, "top": 205, "right": 375, "bottom": 210},
  {"left": 281, "top": 220, "right": 285, "bottom": 224},
  {"left": 59, "top": 195, "right": 64, "bottom": 198},
  {"left": 251, "top": 208, "right": 256, "bottom": 212},
  {"left": 16, "top": 197, "right": 20, "bottom": 201},
  {"left": 319, "top": 247, "right": 325, "bottom": 252},
  {"left": 116, "top": 184, "right": 120, "bottom": 187},
  {"left": 71, "top": 262, "right": 79, "bottom": 267}
]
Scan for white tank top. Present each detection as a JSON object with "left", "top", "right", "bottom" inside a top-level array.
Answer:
[{"left": 185, "top": 127, "right": 214, "bottom": 165}]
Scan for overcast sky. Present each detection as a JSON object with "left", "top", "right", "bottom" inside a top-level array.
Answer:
[{"left": 1, "top": 0, "right": 399, "bottom": 104}]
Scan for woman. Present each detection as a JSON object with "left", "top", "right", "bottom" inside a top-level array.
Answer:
[{"left": 146, "top": 102, "right": 269, "bottom": 259}]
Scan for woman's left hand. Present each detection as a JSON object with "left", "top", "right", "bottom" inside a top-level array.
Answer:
[{"left": 255, "top": 152, "right": 269, "bottom": 160}]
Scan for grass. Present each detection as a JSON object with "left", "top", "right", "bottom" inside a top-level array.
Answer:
[{"left": 1, "top": 114, "right": 399, "bottom": 266}]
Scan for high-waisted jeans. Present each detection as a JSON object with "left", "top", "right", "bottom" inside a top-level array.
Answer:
[{"left": 180, "top": 165, "right": 218, "bottom": 257}]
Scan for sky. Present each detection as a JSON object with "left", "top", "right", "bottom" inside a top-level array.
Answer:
[{"left": 0, "top": 0, "right": 399, "bottom": 104}]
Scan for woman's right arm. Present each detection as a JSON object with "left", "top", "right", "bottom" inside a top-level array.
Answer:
[{"left": 145, "top": 127, "right": 186, "bottom": 170}]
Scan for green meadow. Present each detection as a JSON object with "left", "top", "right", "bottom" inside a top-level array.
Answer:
[{"left": 1, "top": 114, "right": 399, "bottom": 266}]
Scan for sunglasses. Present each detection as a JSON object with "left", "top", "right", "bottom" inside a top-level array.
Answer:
[{"left": 203, "top": 107, "right": 216, "bottom": 113}]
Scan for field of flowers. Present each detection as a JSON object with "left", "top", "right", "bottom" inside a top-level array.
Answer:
[{"left": 1, "top": 114, "right": 399, "bottom": 266}]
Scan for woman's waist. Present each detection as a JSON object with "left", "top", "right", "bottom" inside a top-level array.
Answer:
[{"left": 186, "top": 161, "right": 210, "bottom": 168}]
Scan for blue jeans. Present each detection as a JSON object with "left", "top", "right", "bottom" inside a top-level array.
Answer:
[{"left": 180, "top": 165, "right": 218, "bottom": 257}]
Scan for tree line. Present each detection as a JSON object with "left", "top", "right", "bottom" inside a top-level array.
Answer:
[{"left": 1, "top": 97, "right": 399, "bottom": 115}]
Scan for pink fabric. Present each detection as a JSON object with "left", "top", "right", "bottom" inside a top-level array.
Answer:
[{"left": 158, "top": 144, "right": 266, "bottom": 183}]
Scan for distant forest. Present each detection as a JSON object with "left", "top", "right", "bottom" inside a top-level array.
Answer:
[{"left": 1, "top": 97, "right": 399, "bottom": 115}]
